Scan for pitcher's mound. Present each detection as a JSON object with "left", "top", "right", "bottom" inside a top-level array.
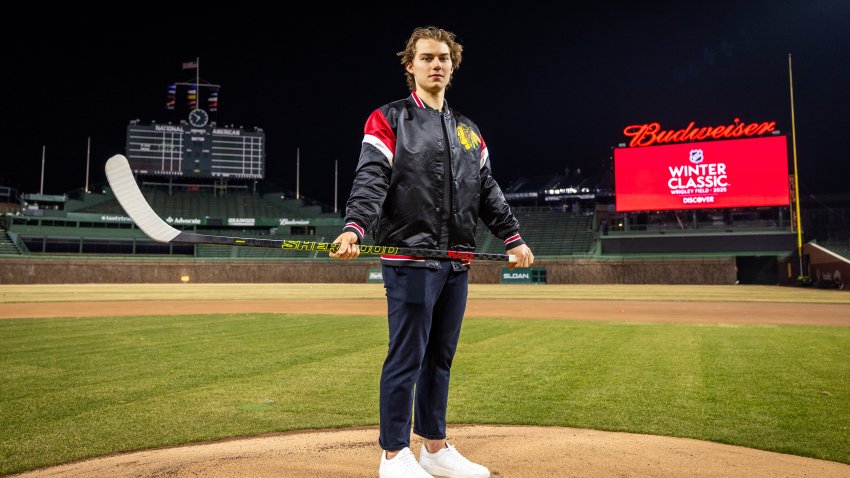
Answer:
[{"left": 14, "top": 425, "right": 850, "bottom": 478}]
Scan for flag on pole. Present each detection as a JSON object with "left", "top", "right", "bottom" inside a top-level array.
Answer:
[
  {"left": 208, "top": 87, "right": 219, "bottom": 112},
  {"left": 182, "top": 59, "right": 198, "bottom": 70},
  {"left": 187, "top": 87, "right": 197, "bottom": 108},
  {"left": 166, "top": 84, "right": 176, "bottom": 110}
]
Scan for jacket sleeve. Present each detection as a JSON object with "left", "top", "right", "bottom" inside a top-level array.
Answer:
[
  {"left": 342, "top": 109, "right": 395, "bottom": 243},
  {"left": 478, "top": 137, "right": 526, "bottom": 250}
]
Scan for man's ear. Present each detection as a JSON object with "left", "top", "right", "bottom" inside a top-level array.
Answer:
[{"left": 405, "top": 63, "right": 414, "bottom": 74}]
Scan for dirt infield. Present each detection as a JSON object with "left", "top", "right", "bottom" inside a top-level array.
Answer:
[
  {"left": 6, "top": 293, "right": 850, "bottom": 477},
  {"left": 12, "top": 425, "right": 850, "bottom": 478},
  {"left": 2, "top": 298, "right": 849, "bottom": 326}
]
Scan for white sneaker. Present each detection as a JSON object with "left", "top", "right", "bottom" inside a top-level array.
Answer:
[
  {"left": 419, "top": 443, "right": 490, "bottom": 478},
  {"left": 379, "top": 447, "right": 434, "bottom": 478}
]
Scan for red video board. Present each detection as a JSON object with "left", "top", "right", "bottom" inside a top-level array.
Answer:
[{"left": 614, "top": 136, "right": 790, "bottom": 212}]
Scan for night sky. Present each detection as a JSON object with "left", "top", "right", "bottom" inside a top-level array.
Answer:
[{"left": 4, "top": 3, "right": 849, "bottom": 207}]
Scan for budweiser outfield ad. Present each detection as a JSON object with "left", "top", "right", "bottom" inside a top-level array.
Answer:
[{"left": 614, "top": 135, "right": 790, "bottom": 212}]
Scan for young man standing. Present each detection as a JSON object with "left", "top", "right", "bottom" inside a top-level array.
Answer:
[{"left": 331, "top": 26, "right": 533, "bottom": 478}]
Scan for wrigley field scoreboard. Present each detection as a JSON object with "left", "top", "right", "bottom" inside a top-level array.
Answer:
[{"left": 125, "top": 123, "right": 265, "bottom": 179}]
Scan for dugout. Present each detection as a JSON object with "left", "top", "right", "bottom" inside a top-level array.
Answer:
[{"left": 735, "top": 256, "right": 781, "bottom": 285}]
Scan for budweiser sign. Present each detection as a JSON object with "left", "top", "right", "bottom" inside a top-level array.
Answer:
[{"left": 623, "top": 118, "right": 776, "bottom": 148}]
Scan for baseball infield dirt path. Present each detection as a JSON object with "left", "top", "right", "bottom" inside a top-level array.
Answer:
[
  {"left": 12, "top": 425, "right": 850, "bottom": 478},
  {"left": 7, "top": 296, "right": 850, "bottom": 477},
  {"left": 2, "top": 299, "right": 850, "bottom": 326}
]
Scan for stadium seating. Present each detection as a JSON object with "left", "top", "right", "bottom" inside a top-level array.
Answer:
[
  {"left": 196, "top": 240, "right": 327, "bottom": 259},
  {"left": 475, "top": 211, "right": 594, "bottom": 256},
  {"left": 819, "top": 240, "right": 850, "bottom": 260},
  {"left": 0, "top": 226, "right": 23, "bottom": 255},
  {"left": 70, "top": 189, "right": 334, "bottom": 220}
]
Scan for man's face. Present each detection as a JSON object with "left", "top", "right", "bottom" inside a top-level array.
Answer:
[{"left": 406, "top": 38, "right": 453, "bottom": 94}]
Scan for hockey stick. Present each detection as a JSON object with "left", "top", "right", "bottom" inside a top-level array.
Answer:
[{"left": 104, "top": 154, "right": 516, "bottom": 262}]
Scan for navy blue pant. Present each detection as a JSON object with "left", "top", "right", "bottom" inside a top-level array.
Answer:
[{"left": 379, "top": 262, "right": 469, "bottom": 450}]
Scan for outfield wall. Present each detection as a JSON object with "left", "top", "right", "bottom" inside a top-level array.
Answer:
[
  {"left": 804, "top": 242, "right": 849, "bottom": 289},
  {"left": 0, "top": 257, "right": 736, "bottom": 284}
]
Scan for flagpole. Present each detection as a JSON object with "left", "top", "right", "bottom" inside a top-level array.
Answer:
[
  {"left": 296, "top": 148, "right": 301, "bottom": 200},
  {"left": 40, "top": 146, "right": 45, "bottom": 195},
  {"left": 195, "top": 57, "right": 200, "bottom": 105},
  {"left": 788, "top": 53, "right": 805, "bottom": 281},
  {"left": 334, "top": 159, "right": 338, "bottom": 214},
  {"left": 85, "top": 136, "right": 91, "bottom": 193}
]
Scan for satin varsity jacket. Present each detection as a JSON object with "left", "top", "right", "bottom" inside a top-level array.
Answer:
[{"left": 342, "top": 92, "right": 525, "bottom": 267}]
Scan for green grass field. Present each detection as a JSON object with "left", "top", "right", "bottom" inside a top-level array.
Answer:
[{"left": 2, "top": 308, "right": 849, "bottom": 475}]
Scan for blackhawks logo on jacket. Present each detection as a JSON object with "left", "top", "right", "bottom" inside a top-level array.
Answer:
[{"left": 456, "top": 123, "right": 481, "bottom": 151}]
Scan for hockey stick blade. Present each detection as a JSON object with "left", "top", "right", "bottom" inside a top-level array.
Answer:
[
  {"left": 105, "top": 154, "right": 181, "bottom": 243},
  {"left": 104, "top": 154, "right": 515, "bottom": 262}
]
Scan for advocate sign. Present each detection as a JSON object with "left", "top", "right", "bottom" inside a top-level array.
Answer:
[{"left": 614, "top": 135, "right": 790, "bottom": 212}]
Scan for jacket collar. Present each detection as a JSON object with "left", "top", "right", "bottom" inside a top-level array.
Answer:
[{"left": 409, "top": 91, "right": 451, "bottom": 116}]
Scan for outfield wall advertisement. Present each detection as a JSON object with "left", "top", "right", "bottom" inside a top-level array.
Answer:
[{"left": 614, "top": 135, "right": 790, "bottom": 212}]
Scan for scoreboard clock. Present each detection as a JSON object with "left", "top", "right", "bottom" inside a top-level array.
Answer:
[{"left": 188, "top": 108, "right": 209, "bottom": 127}]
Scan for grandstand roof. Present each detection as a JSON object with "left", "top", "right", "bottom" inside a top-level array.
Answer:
[{"left": 504, "top": 173, "right": 612, "bottom": 201}]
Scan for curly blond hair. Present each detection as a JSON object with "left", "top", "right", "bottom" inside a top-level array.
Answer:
[{"left": 397, "top": 26, "right": 463, "bottom": 91}]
